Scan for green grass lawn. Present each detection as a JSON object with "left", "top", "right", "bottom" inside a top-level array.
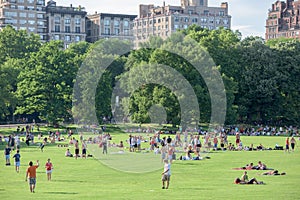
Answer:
[{"left": 0, "top": 127, "right": 299, "bottom": 200}]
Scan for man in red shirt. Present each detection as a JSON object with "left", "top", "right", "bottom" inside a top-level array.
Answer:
[{"left": 25, "top": 160, "right": 39, "bottom": 193}]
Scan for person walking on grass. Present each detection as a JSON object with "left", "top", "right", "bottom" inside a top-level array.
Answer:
[
  {"left": 161, "top": 159, "right": 171, "bottom": 189},
  {"left": 45, "top": 158, "right": 53, "bottom": 181},
  {"left": 285, "top": 137, "right": 290, "bottom": 153},
  {"left": 82, "top": 141, "right": 87, "bottom": 159},
  {"left": 4, "top": 145, "right": 11, "bottom": 166},
  {"left": 25, "top": 160, "right": 39, "bottom": 193},
  {"left": 290, "top": 136, "right": 296, "bottom": 152},
  {"left": 75, "top": 140, "right": 80, "bottom": 159},
  {"left": 13, "top": 150, "right": 21, "bottom": 173}
]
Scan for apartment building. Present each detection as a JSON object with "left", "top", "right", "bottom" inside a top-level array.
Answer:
[
  {"left": 0, "top": 0, "right": 47, "bottom": 41},
  {"left": 46, "top": 0, "right": 86, "bottom": 48},
  {"left": 266, "top": 0, "right": 300, "bottom": 40},
  {"left": 133, "top": 0, "right": 231, "bottom": 47},
  {"left": 86, "top": 12, "right": 137, "bottom": 43}
]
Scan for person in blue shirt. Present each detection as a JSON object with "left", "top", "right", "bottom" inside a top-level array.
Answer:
[{"left": 13, "top": 150, "right": 21, "bottom": 172}]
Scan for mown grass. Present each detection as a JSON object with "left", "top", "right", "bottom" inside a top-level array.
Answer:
[{"left": 0, "top": 125, "right": 299, "bottom": 200}]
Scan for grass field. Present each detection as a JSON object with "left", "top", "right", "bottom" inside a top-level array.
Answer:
[{"left": 0, "top": 126, "right": 299, "bottom": 200}]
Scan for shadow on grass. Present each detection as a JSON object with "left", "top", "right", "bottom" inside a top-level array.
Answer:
[
  {"left": 44, "top": 192, "right": 78, "bottom": 195},
  {"left": 54, "top": 179, "right": 85, "bottom": 183}
]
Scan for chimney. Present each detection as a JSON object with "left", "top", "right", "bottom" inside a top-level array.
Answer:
[
  {"left": 70, "top": 4, "right": 72, "bottom": 8},
  {"left": 221, "top": 2, "right": 228, "bottom": 9}
]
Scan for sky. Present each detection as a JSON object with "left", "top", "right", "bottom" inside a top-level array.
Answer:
[{"left": 56, "top": 0, "right": 277, "bottom": 38}]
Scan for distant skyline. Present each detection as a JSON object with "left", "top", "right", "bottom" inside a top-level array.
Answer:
[{"left": 55, "top": 0, "right": 277, "bottom": 38}]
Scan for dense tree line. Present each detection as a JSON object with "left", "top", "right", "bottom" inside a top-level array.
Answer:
[{"left": 0, "top": 25, "right": 299, "bottom": 126}]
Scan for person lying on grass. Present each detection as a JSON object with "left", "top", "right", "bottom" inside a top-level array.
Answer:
[
  {"left": 234, "top": 171, "right": 264, "bottom": 184},
  {"left": 262, "top": 170, "right": 286, "bottom": 176}
]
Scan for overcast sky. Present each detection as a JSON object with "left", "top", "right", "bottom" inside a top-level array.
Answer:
[{"left": 55, "top": 0, "right": 276, "bottom": 38}]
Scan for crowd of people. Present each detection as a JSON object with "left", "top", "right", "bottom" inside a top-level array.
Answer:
[{"left": 1, "top": 123, "right": 299, "bottom": 192}]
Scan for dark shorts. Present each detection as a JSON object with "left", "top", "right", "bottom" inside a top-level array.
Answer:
[
  {"left": 75, "top": 149, "right": 79, "bottom": 154},
  {"left": 82, "top": 149, "right": 86, "bottom": 155},
  {"left": 286, "top": 145, "right": 289, "bottom": 149},
  {"left": 162, "top": 174, "right": 171, "bottom": 181},
  {"left": 247, "top": 178, "right": 255, "bottom": 184},
  {"left": 291, "top": 143, "right": 295, "bottom": 149},
  {"left": 236, "top": 139, "right": 240, "bottom": 144},
  {"left": 29, "top": 178, "right": 36, "bottom": 185}
]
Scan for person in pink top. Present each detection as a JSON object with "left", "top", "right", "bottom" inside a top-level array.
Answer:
[{"left": 45, "top": 158, "right": 53, "bottom": 181}]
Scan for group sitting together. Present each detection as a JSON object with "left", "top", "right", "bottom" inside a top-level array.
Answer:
[
  {"left": 241, "top": 161, "right": 269, "bottom": 170},
  {"left": 235, "top": 171, "right": 264, "bottom": 185}
]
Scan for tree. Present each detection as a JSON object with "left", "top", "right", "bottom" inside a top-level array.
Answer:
[
  {"left": 236, "top": 36, "right": 281, "bottom": 124},
  {"left": 0, "top": 25, "right": 40, "bottom": 65},
  {"left": 16, "top": 41, "right": 80, "bottom": 125}
]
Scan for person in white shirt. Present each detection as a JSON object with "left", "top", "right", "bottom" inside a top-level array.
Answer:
[{"left": 161, "top": 159, "right": 171, "bottom": 189}]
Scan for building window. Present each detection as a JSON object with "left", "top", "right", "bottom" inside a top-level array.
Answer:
[
  {"left": 75, "top": 18, "right": 81, "bottom": 25},
  {"left": 204, "top": 10, "right": 209, "bottom": 15},
  {"left": 37, "top": 0, "right": 44, "bottom": 5},
  {"left": 174, "top": 24, "right": 179, "bottom": 29},
  {"left": 19, "top": 19, "right": 26, "bottom": 24},
  {"left": 54, "top": 35, "right": 60, "bottom": 40},
  {"left": 114, "top": 28, "right": 120, "bottom": 35},
  {"left": 124, "top": 29, "right": 129, "bottom": 35},
  {"left": 55, "top": 16, "right": 60, "bottom": 24},
  {"left": 75, "top": 27, "right": 80, "bottom": 33},
  {"left": 174, "top": 17, "right": 179, "bottom": 22},
  {"left": 75, "top": 35, "right": 81, "bottom": 42},
  {"left": 18, "top": 0, "right": 24, "bottom": 3},
  {"left": 19, "top": 12, "right": 26, "bottom": 17},
  {"left": 28, "top": 27, "right": 35, "bottom": 32},
  {"left": 201, "top": 18, "right": 207, "bottom": 23},
  {"left": 28, "top": 13, "right": 35, "bottom": 18},
  {"left": 18, "top": 5, "right": 24, "bottom": 10},
  {"left": 65, "top": 35, "right": 71, "bottom": 42},
  {"left": 192, "top": 18, "right": 198, "bottom": 23},
  {"left": 36, "top": 14, "right": 43, "bottom": 19},
  {"left": 209, "top": 18, "right": 214, "bottom": 23},
  {"left": 219, "top": 11, "right": 225, "bottom": 16},
  {"left": 184, "top": 24, "right": 188, "bottom": 29},
  {"left": 223, "top": 19, "right": 228, "bottom": 25},
  {"left": 200, "top": 0, "right": 204, "bottom": 6},
  {"left": 37, "top": 21, "right": 44, "bottom": 26},
  {"left": 55, "top": 25, "right": 60, "bottom": 32},
  {"left": 65, "top": 18, "right": 71, "bottom": 24},
  {"left": 28, "top": 20, "right": 35, "bottom": 25},
  {"left": 65, "top": 26, "right": 71, "bottom": 33},
  {"left": 124, "top": 20, "right": 129, "bottom": 27},
  {"left": 104, "top": 28, "right": 110, "bottom": 35},
  {"left": 27, "top": 6, "right": 34, "bottom": 10},
  {"left": 6, "top": 12, "right": 17, "bottom": 17},
  {"left": 104, "top": 19, "right": 110, "bottom": 26},
  {"left": 114, "top": 20, "right": 119, "bottom": 27},
  {"left": 28, "top": 0, "right": 34, "bottom": 3},
  {"left": 185, "top": 17, "right": 189, "bottom": 22}
]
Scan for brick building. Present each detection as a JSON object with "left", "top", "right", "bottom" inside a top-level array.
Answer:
[
  {"left": 46, "top": 0, "right": 86, "bottom": 48},
  {"left": 86, "top": 12, "right": 137, "bottom": 43},
  {"left": 266, "top": 0, "right": 300, "bottom": 40},
  {"left": 0, "top": 0, "right": 47, "bottom": 41},
  {"left": 133, "top": 0, "right": 231, "bottom": 47}
]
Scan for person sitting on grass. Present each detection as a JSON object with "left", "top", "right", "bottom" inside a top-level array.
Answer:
[
  {"left": 235, "top": 171, "right": 264, "bottom": 184},
  {"left": 242, "top": 162, "right": 254, "bottom": 170},
  {"left": 256, "top": 161, "right": 267, "bottom": 170},
  {"left": 65, "top": 149, "right": 73, "bottom": 157}
]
